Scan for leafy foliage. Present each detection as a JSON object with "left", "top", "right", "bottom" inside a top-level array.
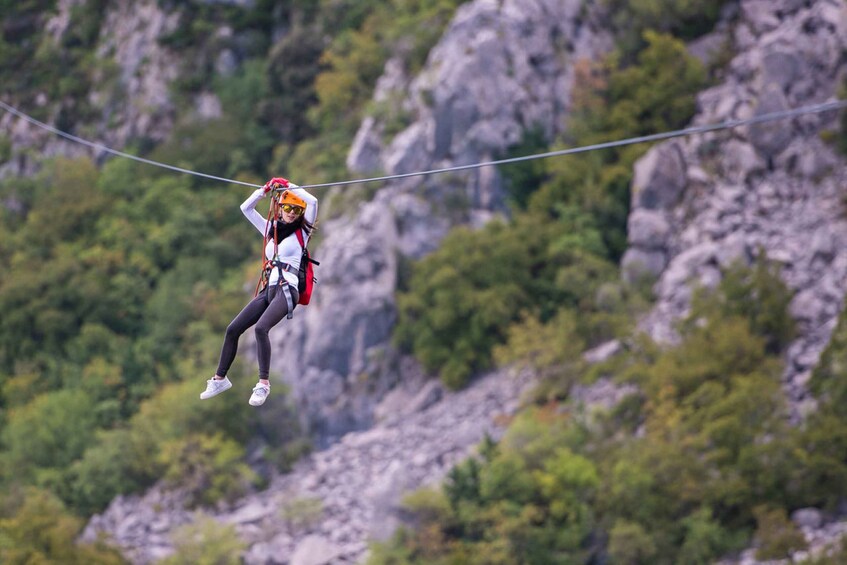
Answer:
[
  {"left": 161, "top": 516, "right": 247, "bottom": 565},
  {"left": 374, "top": 262, "right": 827, "bottom": 564},
  {"left": 6, "top": 3, "right": 842, "bottom": 564},
  {"left": 685, "top": 255, "right": 796, "bottom": 354},
  {"left": 499, "top": 127, "right": 551, "bottom": 210},
  {"left": 0, "top": 158, "right": 303, "bottom": 522},
  {"left": 0, "top": 487, "right": 124, "bottom": 565},
  {"left": 395, "top": 214, "right": 625, "bottom": 388},
  {"left": 752, "top": 506, "right": 807, "bottom": 560},
  {"left": 534, "top": 31, "right": 708, "bottom": 260},
  {"left": 287, "top": 0, "right": 466, "bottom": 181},
  {"left": 602, "top": 0, "right": 729, "bottom": 58},
  {"left": 796, "top": 304, "right": 847, "bottom": 510}
]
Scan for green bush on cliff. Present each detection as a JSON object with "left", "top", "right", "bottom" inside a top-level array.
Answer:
[{"left": 603, "top": 0, "right": 730, "bottom": 58}]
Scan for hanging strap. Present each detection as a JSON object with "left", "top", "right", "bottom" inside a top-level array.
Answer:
[
  {"left": 254, "top": 192, "right": 282, "bottom": 297},
  {"left": 295, "top": 229, "right": 320, "bottom": 266}
]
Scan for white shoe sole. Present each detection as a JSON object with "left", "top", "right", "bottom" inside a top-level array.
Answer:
[{"left": 200, "top": 380, "right": 232, "bottom": 399}]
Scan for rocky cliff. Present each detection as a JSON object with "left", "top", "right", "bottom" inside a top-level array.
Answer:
[
  {"left": 623, "top": 1, "right": 847, "bottom": 560},
  {"left": 622, "top": 0, "right": 847, "bottom": 423},
  {"left": 0, "top": 0, "right": 183, "bottom": 179},
  {"left": 274, "top": 0, "right": 613, "bottom": 441}
]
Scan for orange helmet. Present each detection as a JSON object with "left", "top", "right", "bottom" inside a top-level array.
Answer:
[{"left": 279, "top": 190, "right": 306, "bottom": 209}]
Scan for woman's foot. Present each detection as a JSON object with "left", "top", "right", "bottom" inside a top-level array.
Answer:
[
  {"left": 249, "top": 382, "right": 270, "bottom": 406},
  {"left": 200, "top": 376, "right": 232, "bottom": 399}
]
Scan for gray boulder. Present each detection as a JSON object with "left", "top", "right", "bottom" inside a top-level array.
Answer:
[{"left": 631, "top": 142, "right": 688, "bottom": 210}]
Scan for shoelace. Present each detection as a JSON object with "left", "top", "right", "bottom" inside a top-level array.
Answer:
[{"left": 253, "top": 386, "right": 268, "bottom": 397}]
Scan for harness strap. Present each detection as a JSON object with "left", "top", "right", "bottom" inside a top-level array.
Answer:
[
  {"left": 280, "top": 282, "right": 295, "bottom": 319},
  {"left": 266, "top": 259, "right": 298, "bottom": 273}
]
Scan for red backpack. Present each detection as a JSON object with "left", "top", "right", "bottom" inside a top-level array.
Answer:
[{"left": 294, "top": 229, "right": 319, "bottom": 305}]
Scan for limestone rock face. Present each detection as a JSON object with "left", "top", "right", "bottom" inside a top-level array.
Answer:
[
  {"left": 1, "top": 0, "right": 185, "bottom": 179},
  {"left": 277, "top": 0, "right": 613, "bottom": 440},
  {"left": 626, "top": 3, "right": 847, "bottom": 557},
  {"left": 622, "top": 0, "right": 847, "bottom": 420}
]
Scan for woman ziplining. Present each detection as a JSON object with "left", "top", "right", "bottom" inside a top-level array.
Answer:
[{"left": 200, "top": 176, "right": 318, "bottom": 406}]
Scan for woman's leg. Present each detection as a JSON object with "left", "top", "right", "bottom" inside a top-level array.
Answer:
[
  {"left": 254, "top": 285, "right": 297, "bottom": 379},
  {"left": 215, "top": 291, "right": 270, "bottom": 378}
]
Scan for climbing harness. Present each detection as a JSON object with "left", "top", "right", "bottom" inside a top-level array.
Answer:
[{"left": 254, "top": 192, "right": 293, "bottom": 318}]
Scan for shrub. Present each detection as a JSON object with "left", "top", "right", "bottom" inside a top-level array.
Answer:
[
  {"left": 396, "top": 213, "right": 620, "bottom": 389},
  {"left": 395, "top": 220, "right": 545, "bottom": 388},
  {"left": 608, "top": 520, "right": 657, "bottom": 565},
  {"left": 493, "top": 310, "right": 585, "bottom": 375},
  {"left": 753, "top": 505, "right": 807, "bottom": 561},
  {"left": 159, "top": 433, "right": 258, "bottom": 508},
  {"left": 376, "top": 296, "right": 797, "bottom": 562},
  {"left": 1, "top": 390, "right": 97, "bottom": 479},
  {"left": 535, "top": 32, "right": 707, "bottom": 260},
  {"left": 66, "top": 378, "right": 265, "bottom": 513},
  {"left": 401, "top": 488, "right": 452, "bottom": 525},
  {"left": 162, "top": 516, "right": 246, "bottom": 565},
  {"left": 499, "top": 127, "right": 550, "bottom": 209},
  {"left": 280, "top": 496, "right": 324, "bottom": 533},
  {"left": 679, "top": 507, "right": 744, "bottom": 564},
  {"left": 603, "top": 0, "right": 730, "bottom": 58},
  {"left": 0, "top": 487, "right": 123, "bottom": 565},
  {"left": 686, "top": 255, "right": 796, "bottom": 354},
  {"left": 795, "top": 307, "right": 847, "bottom": 509}
]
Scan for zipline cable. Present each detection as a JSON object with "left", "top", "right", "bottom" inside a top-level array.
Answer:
[
  {"left": 297, "top": 100, "right": 847, "bottom": 189},
  {"left": 0, "top": 100, "right": 262, "bottom": 188},
  {"left": 2, "top": 98, "right": 845, "bottom": 190}
]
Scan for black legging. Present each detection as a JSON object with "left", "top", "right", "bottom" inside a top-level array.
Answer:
[{"left": 215, "top": 283, "right": 299, "bottom": 379}]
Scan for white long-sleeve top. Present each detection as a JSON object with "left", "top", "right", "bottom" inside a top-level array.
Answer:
[{"left": 240, "top": 183, "right": 318, "bottom": 288}]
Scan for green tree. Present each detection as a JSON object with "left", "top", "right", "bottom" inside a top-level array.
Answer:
[
  {"left": 0, "top": 487, "right": 124, "bottom": 565},
  {"left": 1, "top": 390, "right": 97, "bottom": 482},
  {"left": 608, "top": 520, "right": 657, "bottom": 565},
  {"left": 752, "top": 505, "right": 807, "bottom": 561}
]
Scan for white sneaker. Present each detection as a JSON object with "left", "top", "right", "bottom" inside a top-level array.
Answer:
[
  {"left": 200, "top": 377, "right": 232, "bottom": 399},
  {"left": 249, "top": 383, "right": 270, "bottom": 406}
]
